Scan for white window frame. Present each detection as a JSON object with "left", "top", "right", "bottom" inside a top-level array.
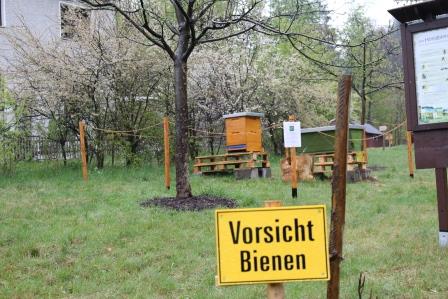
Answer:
[{"left": 0, "top": 0, "right": 6, "bottom": 27}]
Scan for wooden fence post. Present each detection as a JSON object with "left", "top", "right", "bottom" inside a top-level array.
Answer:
[
  {"left": 362, "top": 129, "right": 368, "bottom": 166},
  {"left": 289, "top": 115, "right": 298, "bottom": 198},
  {"left": 264, "top": 200, "right": 285, "bottom": 299},
  {"left": 327, "top": 73, "right": 352, "bottom": 299},
  {"left": 406, "top": 131, "right": 414, "bottom": 178},
  {"left": 163, "top": 117, "right": 171, "bottom": 190},
  {"left": 79, "top": 120, "right": 88, "bottom": 182}
]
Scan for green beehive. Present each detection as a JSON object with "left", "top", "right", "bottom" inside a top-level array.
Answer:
[{"left": 298, "top": 125, "right": 365, "bottom": 154}]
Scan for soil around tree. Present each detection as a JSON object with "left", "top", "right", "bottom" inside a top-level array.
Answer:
[{"left": 140, "top": 195, "right": 238, "bottom": 211}]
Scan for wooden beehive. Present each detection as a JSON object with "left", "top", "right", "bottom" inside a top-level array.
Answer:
[{"left": 223, "top": 112, "right": 264, "bottom": 152}]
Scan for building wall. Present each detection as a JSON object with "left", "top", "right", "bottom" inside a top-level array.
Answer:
[
  {"left": 0, "top": 0, "right": 86, "bottom": 67},
  {"left": 0, "top": 0, "right": 110, "bottom": 131}
]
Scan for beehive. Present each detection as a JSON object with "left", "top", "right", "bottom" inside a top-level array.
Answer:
[
  {"left": 223, "top": 112, "right": 264, "bottom": 152},
  {"left": 299, "top": 125, "right": 365, "bottom": 154}
]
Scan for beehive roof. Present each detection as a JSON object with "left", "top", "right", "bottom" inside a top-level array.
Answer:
[{"left": 222, "top": 112, "right": 264, "bottom": 119}]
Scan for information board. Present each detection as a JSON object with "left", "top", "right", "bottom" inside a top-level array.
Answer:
[
  {"left": 283, "top": 121, "right": 301, "bottom": 148},
  {"left": 215, "top": 205, "right": 329, "bottom": 285},
  {"left": 413, "top": 27, "right": 448, "bottom": 125}
]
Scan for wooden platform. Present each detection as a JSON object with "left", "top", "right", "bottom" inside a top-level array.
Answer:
[
  {"left": 193, "top": 152, "right": 270, "bottom": 175},
  {"left": 313, "top": 152, "right": 367, "bottom": 174}
]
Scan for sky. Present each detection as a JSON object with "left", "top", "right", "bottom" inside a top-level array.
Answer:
[{"left": 325, "top": 0, "right": 405, "bottom": 27}]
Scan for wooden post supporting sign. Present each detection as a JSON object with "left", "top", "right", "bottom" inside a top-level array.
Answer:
[
  {"left": 406, "top": 131, "right": 414, "bottom": 178},
  {"left": 264, "top": 200, "right": 285, "bottom": 299},
  {"left": 163, "top": 116, "right": 171, "bottom": 190},
  {"left": 327, "top": 73, "right": 352, "bottom": 299},
  {"left": 289, "top": 115, "right": 298, "bottom": 198},
  {"left": 79, "top": 120, "right": 88, "bottom": 182},
  {"left": 436, "top": 168, "right": 448, "bottom": 247}
]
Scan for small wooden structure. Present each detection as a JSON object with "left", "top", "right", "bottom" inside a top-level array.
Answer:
[
  {"left": 193, "top": 112, "right": 271, "bottom": 178},
  {"left": 223, "top": 112, "right": 263, "bottom": 152},
  {"left": 363, "top": 123, "right": 383, "bottom": 148},
  {"left": 298, "top": 125, "right": 368, "bottom": 177},
  {"left": 193, "top": 152, "right": 270, "bottom": 176},
  {"left": 299, "top": 125, "right": 364, "bottom": 154}
]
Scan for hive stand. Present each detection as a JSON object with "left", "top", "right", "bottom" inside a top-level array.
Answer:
[{"left": 193, "top": 112, "right": 271, "bottom": 179}]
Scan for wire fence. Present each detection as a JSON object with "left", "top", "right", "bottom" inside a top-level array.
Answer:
[{"left": 6, "top": 119, "right": 408, "bottom": 162}]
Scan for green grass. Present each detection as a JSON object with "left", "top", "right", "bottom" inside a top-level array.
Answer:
[{"left": 0, "top": 146, "right": 447, "bottom": 298}]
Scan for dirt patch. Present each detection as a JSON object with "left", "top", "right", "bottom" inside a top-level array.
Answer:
[{"left": 140, "top": 195, "right": 238, "bottom": 211}]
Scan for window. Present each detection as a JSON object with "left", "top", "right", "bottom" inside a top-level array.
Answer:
[
  {"left": 0, "top": 0, "right": 5, "bottom": 27},
  {"left": 60, "top": 3, "right": 90, "bottom": 39}
]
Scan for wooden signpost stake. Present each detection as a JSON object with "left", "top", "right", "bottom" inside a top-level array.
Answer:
[
  {"left": 406, "top": 131, "right": 414, "bottom": 178},
  {"left": 436, "top": 168, "right": 448, "bottom": 247},
  {"left": 163, "top": 116, "right": 170, "bottom": 190},
  {"left": 289, "top": 115, "right": 298, "bottom": 198},
  {"left": 79, "top": 120, "right": 88, "bottom": 182},
  {"left": 327, "top": 73, "right": 352, "bottom": 299},
  {"left": 264, "top": 200, "right": 285, "bottom": 299}
]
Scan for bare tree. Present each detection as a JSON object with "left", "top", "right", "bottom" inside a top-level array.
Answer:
[{"left": 79, "top": 0, "right": 326, "bottom": 198}]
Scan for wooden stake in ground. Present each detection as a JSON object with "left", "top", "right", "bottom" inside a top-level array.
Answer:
[
  {"left": 264, "top": 200, "right": 285, "bottom": 299},
  {"left": 289, "top": 115, "right": 298, "bottom": 198},
  {"left": 406, "top": 131, "right": 414, "bottom": 178},
  {"left": 163, "top": 116, "right": 171, "bottom": 190},
  {"left": 327, "top": 73, "right": 352, "bottom": 299},
  {"left": 79, "top": 120, "right": 88, "bottom": 182}
]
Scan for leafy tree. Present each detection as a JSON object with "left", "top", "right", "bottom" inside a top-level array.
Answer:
[{"left": 340, "top": 8, "right": 402, "bottom": 124}]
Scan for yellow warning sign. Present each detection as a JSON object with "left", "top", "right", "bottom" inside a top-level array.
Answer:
[{"left": 215, "top": 205, "right": 329, "bottom": 285}]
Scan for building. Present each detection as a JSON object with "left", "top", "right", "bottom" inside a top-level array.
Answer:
[
  {"left": 0, "top": 0, "right": 110, "bottom": 130},
  {"left": 363, "top": 123, "right": 384, "bottom": 148}
]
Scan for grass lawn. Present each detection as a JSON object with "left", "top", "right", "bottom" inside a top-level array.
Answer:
[{"left": 1, "top": 146, "right": 447, "bottom": 298}]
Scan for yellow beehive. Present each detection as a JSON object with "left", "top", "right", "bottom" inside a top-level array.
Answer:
[{"left": 223, "top": 112, "right": 264, "bottom": 152}]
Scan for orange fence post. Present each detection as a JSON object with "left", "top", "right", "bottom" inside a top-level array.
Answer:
[{"left": 79, "top": 120, "right": 88, "bottom": 182}]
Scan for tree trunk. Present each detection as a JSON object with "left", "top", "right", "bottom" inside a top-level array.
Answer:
[
  {"left": 59, "top": 139, "right": 67, "bottom": 166},
  {"left": 126, "top": 136, "right": 139, "bottom": 166},
  {"left": 269, "top": 126, "right": 280, "bottom": 155},
  {"left": 96, "top": 149, "right": 104, "bottom": 169},
  {"left": 174, "top": 57, "right": 192, "bottom": 198},
  {"left": 360, "top": 95, "right": 366, "bottom": 125},
  {"left": 367, "top": 100, "right": 372, "bottom": 124}
]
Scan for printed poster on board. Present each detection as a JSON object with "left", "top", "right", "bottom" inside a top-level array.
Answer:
[
  {"left": 283, "top": 121, "right": 301, "bottom": 148},
  {"left": 413, "top": 27, "right": 448, "bottom": 124}
]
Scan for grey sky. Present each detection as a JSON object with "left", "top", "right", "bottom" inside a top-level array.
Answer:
[{"left": 325, "top": 0, "right": 405, "bottom": 27}]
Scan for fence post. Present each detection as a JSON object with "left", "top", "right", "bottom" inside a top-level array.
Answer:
[
  {"left": 327, "top": 73, "right": 352, "bottom": 299},
  {"left": 79, "top": 120, "right": 88, "bottom": 182}
]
